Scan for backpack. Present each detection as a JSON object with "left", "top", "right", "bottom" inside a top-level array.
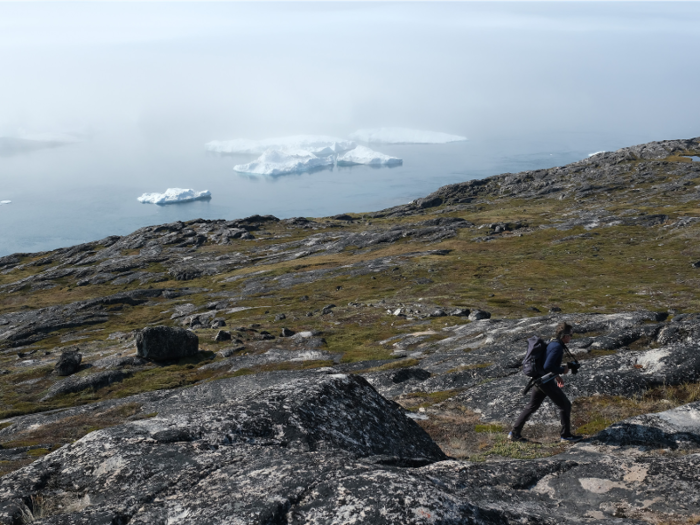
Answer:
[{"left": 522, "top": 336, "right": 547, "bottom": 377}]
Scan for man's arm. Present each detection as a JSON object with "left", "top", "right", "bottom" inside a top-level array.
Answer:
[
  {"left": 555, "top": 365, "right": 570, "bottom": 387},
  {"left": 543, "top": 342, "right": 567, "bottom": 375}
]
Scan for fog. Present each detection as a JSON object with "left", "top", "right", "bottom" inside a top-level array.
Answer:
[
  {"left": 2, "top": 2, "right": 699, "bottom": 147},
  {"left": 1, "top": 2, "right": 699, "bottom": 255}
]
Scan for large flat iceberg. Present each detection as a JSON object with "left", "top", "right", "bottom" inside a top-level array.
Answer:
[
  {"left": 233, "top": 148, "right": 333, "bottom": 176},
  {"left": 137, "top": 188, "right": 211, "bottom": 205},
  {"left": 206, "top": 135, "right": 356, "bottom": 157},
  {"left": 337, "top": 145, "right": 402, "bottom": 167},
  {"left": 349, "top": 128, "right": 467, "bottom": 144}
]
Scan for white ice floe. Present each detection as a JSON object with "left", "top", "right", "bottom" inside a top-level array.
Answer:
[
  {"left": 588, "top": 151, "right": 606, "bottom": 157},
  {"left": 137, "top": 188, "right": 211, "bottom": 205},
  {"left": 337, "top": 145, "right": 402, "bottom": 167},
  {"left": 0, "top": 200, "right": 11, "bottom": 205},
  {"left": 233, "top": 148, "right": 333, "bottom": 176},
  {"left": 349, "top": 127, "right": 467, "bottom": 144},
  {"left": 206, "top": 135, "right": 356, "bottom": 156}
]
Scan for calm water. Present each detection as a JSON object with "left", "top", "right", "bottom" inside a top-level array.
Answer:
[{"left": 0, "top": 130, "right": 646, "bottom": 256}]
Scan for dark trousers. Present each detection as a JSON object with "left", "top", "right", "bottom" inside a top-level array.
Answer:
[{"left": 512, "top": 379, "right": 572, "bottom": 437}]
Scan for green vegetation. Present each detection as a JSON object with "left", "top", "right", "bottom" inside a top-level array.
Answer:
[
  {"left": 446, "top": 362, "right": 493, "bottom": 374},
  {"left": 401, "top": 389, "right": 463, "bottom": 410},
  {"left": 474, "top": 423, "right": 504, "bottom": 433},
  {"left": 355, "top": 358, "right": 420, "bottom": 374},
  {"left": 468, "top": 435, "right": 565, "bottom": 461},
  {"left": 2, "top": 144, "right": 700, "bottom": 472},
  {"left": 573, "top": 381, "right": 700, "bottom": 435}
]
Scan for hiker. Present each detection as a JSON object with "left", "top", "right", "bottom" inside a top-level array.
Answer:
[{"left": 508, "top": 322, "right": 581, "bottom": 442}]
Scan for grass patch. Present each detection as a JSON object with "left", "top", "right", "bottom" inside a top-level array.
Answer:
[
  {"left": 411, "top": 404, "right": 566, "bottom": 460},
  {"left": 402, "top": 389, "right": 464, "bottom": 410},
  {"left": 355, "top": 358, "right": 420, "bottom": 374},
  {"left": 26, "top": 447, "right": 51, "bottom": 457},
  {"left": 468, "top": 434, "right": 566, "bottom": 461},
  {"left": 573, "top": 381, "right": 700, "bottom": 435},
  {"left": 0, "top": 459, "right": 35, "bottom": 478},
  {"left": 474, "top": 423, "right": 504, "bottom": 433},
  {"left": 0, "top": 402, "right": 152, "bottom": 450},
  {"left": 589, "top": 349, "right": 617, "bottom": 357}
]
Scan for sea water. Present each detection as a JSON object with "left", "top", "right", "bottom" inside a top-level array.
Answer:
[{"left": 0, "top": 130, "right": 640, "bottom": 257}]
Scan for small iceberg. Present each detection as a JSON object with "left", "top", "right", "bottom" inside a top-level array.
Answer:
[
  {"left": 206, "top": 135, "right": 356, "bottom": 156},
  {"left": 349, "top": 128, "right": 467, "bottom": 144},
  {"left": 234, "top": 148, "right": 333, "bottom": 176},
  {"left": 588, "top": 151, "right": 606, "bottom": 157},
  {"left": 337, "top": 145, "right": 402, "bottom": 167},
  {"left": 137, "top": 188, "right": 211, "bottom": 205},
  {"left": 0, "top": 200, "right": 11, "bottom": 205}
]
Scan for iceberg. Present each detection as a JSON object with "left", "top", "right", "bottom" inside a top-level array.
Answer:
[
  {"left": 206, "top": 135, "right": 356, "bottom": 156},
  {"left": 137, "top": 188, "right": 211, "bottom": 205},
  {"left": 233, "top": 148, "right": 334, "bottom": 176},
  {"left": 349, "top": 128, "right": 467, "bottom": 144},
  {"left": 336, "top": 145, "right": 402, "bottom": 167},
  {"left": 0, "top": 200, "right": 10, "bottom": 205},
  {"left": 588, "top": 151, "right": 606, "bottom": 157}
]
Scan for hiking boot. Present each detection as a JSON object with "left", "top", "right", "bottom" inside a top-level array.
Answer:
[
  {"left": 507, "top": 431, "right": 525, "bottom": 442},
  {"left": 560, "top": 435, "right": 582, "bottom": 443}
]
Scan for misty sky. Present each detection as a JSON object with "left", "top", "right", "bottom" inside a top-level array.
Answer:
[{"left": 2, "top": 2, "right": 699, "bottom": 149}]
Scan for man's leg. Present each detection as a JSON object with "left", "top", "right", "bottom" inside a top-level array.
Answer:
[
  {"left": 541, "top": 382, "right": 572, "bottom": 437},
  {"left": 512, "top": 386, "right": 546, "bottom": 436}
]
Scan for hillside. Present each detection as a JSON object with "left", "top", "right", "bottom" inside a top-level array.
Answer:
[{"left": 1, "top": 136, "right": 700, "bottom": 524}]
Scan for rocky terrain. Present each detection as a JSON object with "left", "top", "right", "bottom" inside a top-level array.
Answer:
[{"left": 1, "top": 136, "right": 700, "bottom": 523}]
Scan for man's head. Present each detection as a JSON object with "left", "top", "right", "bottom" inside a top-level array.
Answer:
[{"left": 554, "top": 322, "right": 573, "bottom": 343}]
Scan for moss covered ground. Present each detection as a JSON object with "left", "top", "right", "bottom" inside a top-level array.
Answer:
[{"left": 2, "top": 152, "right": 700, "bottom": 467}]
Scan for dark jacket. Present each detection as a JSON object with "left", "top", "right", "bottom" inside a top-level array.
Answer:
[{"left": 543, "top": 340, "right": 567, "bottom": 376}]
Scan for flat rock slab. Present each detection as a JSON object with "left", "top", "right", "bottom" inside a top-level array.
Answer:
[{"left": 595, "top": 400, "right": 700, "bottom": 449}]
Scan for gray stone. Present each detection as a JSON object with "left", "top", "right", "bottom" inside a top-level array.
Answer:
[
  {"left": 210, "top": 318, "right": 226, "bottom": 329},
  {"left": 92, "top": 355, "right": 147, "bottom": 370},
  {"left": 40, "top": 370, "right": 129, "bottom": 401},
  {"left": 136, "top": 326, "right": 199, "bottom": 361},
  {"left": 0, "top": 373, "right": 451, "bottom": 524},
  {"left": 54, "top": 350, "right": 82, "bottom": 376},
  {"left": 468, "top": 309, "right": 491, "bottom": 321},
  {"left": 280, "top": 327, "right": 296, "bottom": 337},
  {"left": 213, "top": 330, "right": 232, "bottom": 342}
]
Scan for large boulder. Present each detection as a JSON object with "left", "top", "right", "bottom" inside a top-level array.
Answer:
[
  {"left": 136, "top": 326, "right": 199, "bottom": 361},
  {"left": 54, "top": 350, "right": 82, "bottom": 376},
  {"left": 0, "top": 373, "right": 450, "bottom": 524}
]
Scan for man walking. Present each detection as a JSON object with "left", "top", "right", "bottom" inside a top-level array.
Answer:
[{"left": 509, "top": 322, "right": 580, "bottom": 442}]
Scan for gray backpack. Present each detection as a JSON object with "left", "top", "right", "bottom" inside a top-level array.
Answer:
[{"left": 522, "top": 336, "right": 547, "bottom": 377}]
